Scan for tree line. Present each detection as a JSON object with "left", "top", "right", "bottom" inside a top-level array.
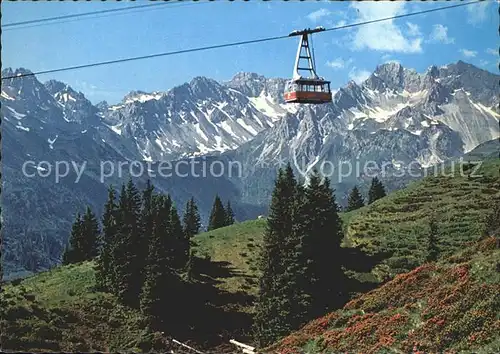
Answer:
[{"left": 61, "top": 179, "right": 226, "bottom": 329}]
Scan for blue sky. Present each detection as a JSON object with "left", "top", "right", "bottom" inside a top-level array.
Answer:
[{"left": 2, "top": 0, "right": 498, "bottom": 104}]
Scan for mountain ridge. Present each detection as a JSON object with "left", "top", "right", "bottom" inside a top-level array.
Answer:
[{"left": 1, "top": 60, "right": 499, "bottom": 279}]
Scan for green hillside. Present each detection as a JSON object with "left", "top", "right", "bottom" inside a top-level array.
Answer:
[
  {"left": 0, "top": 262, "right": 170, "bottom": 352},
  {"left": 2, "top": 158, "right": 497, "bottom": 353},
  {"left": 0, "top": 259, "right": 253, "bottom": 353},
  {"left": 194, "top": 218, "right": 266, "bottom": 296},
  {"left": 345, "top": 158, "right": 500, "bottom": 280},
  {"left": 193, "top": 159, "right": 499, "bottom": 293},
  {"left": 265, "top": 236, "right": 500, "bottom": 353}
]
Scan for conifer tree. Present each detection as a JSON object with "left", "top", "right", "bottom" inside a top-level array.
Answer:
[
  {"left": 141, "top": 180, "right": 155, "bottom": 236},
  {"left": 254, "top": 163, "right": 297, "bottom": 347},
  {"left": 62, "top": 212, "right": 83, "bottom": 264},
  {"left": 225, "top": 200, "right": 235, "bottom": 226},
  {"left": 368, "top": 177, "right": 387, "bottom": 204},
  {"left": 347, "top": 185, "right": 365, "bottom": 211},
  {"left": 140, "top": 194, "right": 175, "bottom": 328},
  {"left": 140, "top": 180, "right": 155, "bottom": 269},
  {"left": 113, "top": 179, "right": 144, "bottom": 307},
  {"left": 284, "top": 181, "right": 310, "bottom": 329},
  {"left": 112, "top": 184, "right": 132, "bottom": 301},
  {"left": 207, "top": 195, "right": 226, "bottom": 231},
  {"left": 80, "top": 206, "right": 100, "bottom": 260},
  {"left": 95, "top": 185, "right": 117, "bottom": 291},
  {"left": 183, "top": 197, "right": 201, "bottom": 239},
  {"left": 290, "top": 170, "right": 344, "bottom": 322},
  {"left": 308, "top": 174, "right": 344, "bottom": 315},
  {"left": 426, "top": 215, "right": 440, "bottom": 262},
  {"left": 169, "top": 205, "right": 188, "bottom": 269}
]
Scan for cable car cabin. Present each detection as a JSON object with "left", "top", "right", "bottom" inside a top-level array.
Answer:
[
  {"left": 284, "top": 27, "right": 332, "bottom": 104},
  {"left": 284, "top": 79, "right": 332, "bottom": 104}
]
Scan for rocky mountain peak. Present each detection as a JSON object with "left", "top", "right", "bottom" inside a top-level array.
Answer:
[
  {"left": 372, "top": 62, "right": 405, "bottom": 90},
  {"left": 230, "top": 72, "right": 265, "bottom": 82},
  {"left": 1, "top": 67, "right": 56, "bottom": 106},
  {"left": 2, "top": 67, "right": 33, "bottom": 78},
  {"left": 96, "top": 101, "right": 109, "bottom": 110},
  {"left": 189, "top": 76, "right": 223, "bottom": 98},
  {"left": 425, "top": 65, "right": 439, "bottom": 78},
  {"left": 226, "top": 72, "right": 269, "bottom": 98},
  {"left": 44, "top": 80, "right": 70, "bottom": 95}
]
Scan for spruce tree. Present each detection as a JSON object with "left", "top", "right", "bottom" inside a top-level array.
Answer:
[
  {"left": 169, "top": 205, "right": 188, "bottom": 269},
  {"left": 112, "top": 184, "right": 132, "bottom": 301},
  {"left": 80, "top": 206, "right": 100, "bottom": 260},
  {"left": 113, "top": 179, "right": 144, "bottom": 307},
  {"left": 183, "top": 197, "right": 201, "bottom": 239},
  {"left": 254, "top": 163, "right": 297, "bottom": 347},
  {"left": 140, "top": 194, "right": 175, "bottom": 329},
  {"left": 285, "top": 181, "right": 310, "bottom": 329},
  {"left": 308, "top": 174, "right": 344, "bottom": 315},
  {"left": 368, "top": 177, "right": 387, "bottom": 204},
  {"left": 290, "top": 170, "right": 344, "bottom": 323},
  {"left": 95, "top": 185, "right": 117, "bottom": 291},
  {"left": 225, "top": 200, "right": 235, "bottom": 226},
  {"left": 141, "top": 180, "right": 155, "bottom": 268},
  {"left": 63, "top": 212, "right": 84, "bottom": 264},
  {"left": 426, "top": 215, "right": 439, "bottom": 262},
  {"left": 141, "top": 180, "right": 155, "bottom": 237},
  {"left": 182, "top": 198, "right": 201, "bottom": 272},
  {"left": 207, "top": 195, "right": 227, "bottom": 231},
  {"left": 347, "top": 185, "right": 365, "bottom": 211}
]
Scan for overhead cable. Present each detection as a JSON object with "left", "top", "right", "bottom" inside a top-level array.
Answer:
[{"left": 1, "top": 0, "right": 483, "bottom": 81}]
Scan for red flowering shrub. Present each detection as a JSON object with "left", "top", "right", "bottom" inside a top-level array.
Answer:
[{"left": 263, "top": 238, "right": 500, "bottom": 354}]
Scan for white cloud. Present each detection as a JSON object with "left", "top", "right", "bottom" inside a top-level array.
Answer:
[
  {"left": 466, "top": 1, "right": 490, "bottom": 25},
  {"left": 486, "top": 48, "right": 497, "bottom": 55},
  {"left": 348, "top": 67, "right": 371, "bottom": 84},
  {"left": 460, "top": 49, "right": 477, "bottom": 58},
  {"left": 307, "top": 8, "right": 331, "bottom": 22},
  {"left": 429, "top": 24, "right": 454, "bottom": 44},
  {"left": 326, "top": 58, "right": 353, "bottom": 69},
  {"left": 479, "top": 59, "right": 489, "bottom": 67},
  {"left": 406, "top": 22, "right": 421, "bottom": 36},
  {"left": 350, "top": 2, "right": 423, "bottom": 53}
]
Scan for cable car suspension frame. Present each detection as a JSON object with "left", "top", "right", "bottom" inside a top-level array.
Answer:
[{"left": 284, "top": 26, "right": 332, "bottom": 104}]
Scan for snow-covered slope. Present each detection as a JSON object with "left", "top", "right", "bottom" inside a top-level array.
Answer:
[
  {"left": 220, "top": 61, "right": 499, "bottom": 205},
  {"left": 100, "top": 74, "right": 296, "bottom": 160}
]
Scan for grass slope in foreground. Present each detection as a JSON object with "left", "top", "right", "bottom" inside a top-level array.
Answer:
[
  {"left": 0, "top": 262, "right": 170, "bottom": 352},
  {"left": 265, "top": 236, "right": 500, "bottom": 354}
]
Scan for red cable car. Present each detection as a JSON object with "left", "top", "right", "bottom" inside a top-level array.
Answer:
[{"left": 284, "top": 27, "right": 332, "bottom": 104}]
